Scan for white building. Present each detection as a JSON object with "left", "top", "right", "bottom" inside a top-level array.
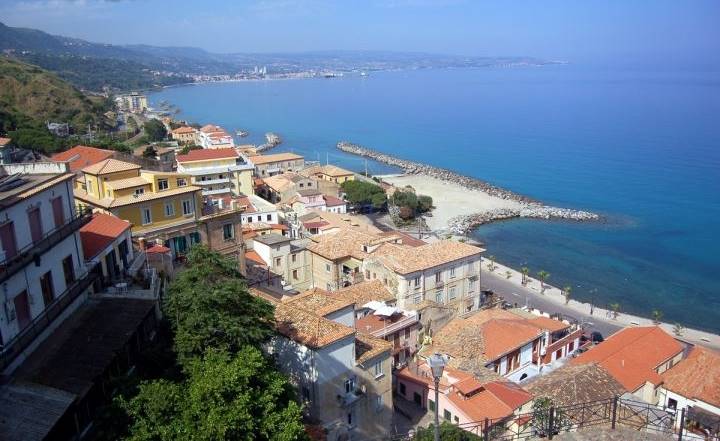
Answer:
[
  {"left": 239, "top": 194, "right": 280, "bottom": 225},
  {"left": 0, "top": 162, "right": 98, "bottom": 374},
  {"left": 176, "top": 148, "right": 254, "bottom": 198},
  {"left": 197, "top": 124, "right": 235, "bottom": 149}
]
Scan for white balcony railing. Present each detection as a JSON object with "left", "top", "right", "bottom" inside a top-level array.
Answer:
[
  {"left": 203, "top": 187, "right": 233, "bottom": 195},
  {"left": 196, "top": 177, "right": 231, "bottom": 186}
]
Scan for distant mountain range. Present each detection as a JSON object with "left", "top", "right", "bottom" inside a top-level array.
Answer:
[{"left": 0, "top": 21, "right": 561, "bottom": 92}]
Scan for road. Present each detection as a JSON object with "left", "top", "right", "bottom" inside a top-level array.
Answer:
[{"left": 481, "top": 270, "right": 622, "bottom": 338}]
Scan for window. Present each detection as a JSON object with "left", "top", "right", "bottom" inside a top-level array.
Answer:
[
  {"left": 182, "top": 199, "right": 194, "bottom": 215},
  {"left": 405, "top": 328, "right": 410, "bottom": 339},
  {"left": 325, "top": 263, "right": 331, "bottom": 273},
  {"left": 134, "top": 188, "right": 145, "bottom": 195},
  {"left": 373, "top": 361, "right": 384, "bottom": 378},
  {"left": 247, "top": 216, "right": 253, "bottom": 223},
  {"left": 40, "top": 271, "right": 54, "bottom": 307},
  {"left": 365, "top": 270, "right": 371, "bottom": 279},
  {"left": 449, "top": 266, "right": 456, "bottom": 277},
  {"left": 444, "top": 410, "right": 452, "bottom": 421},
  {"left": 414, "top": 294, "right": 422, "bottom": 304},
  {"left": 299, "top": 183, "right": 304, "bottom": 188},
  {"left": 292, "top": 269, "right": 298, "bottom": 280},
  {"left": 164, "top": 202, "right": 175, "bottom": 217},
  {"left": 667, "top": 398, "right": 677, "bottom": 410},
  {"left": 435, "top": 272, "right": 442, "bottom": 283},
  {"left": 400, "top": 383, "right": 407, "bottom": 396},
  {"left": 435, "top": 291, "right": 443, "bottom": 303},
  {"left": 266, "top": 214, "right": 272, "bottom": 221},
  {"left": 291, "top": 254, "right": 297, "bottom": 263},
  {"left": 222, "top": 223, "right": 234, "bottom": 241},
  {"left": 158, "top": 179, "right": 169, "bottom": 190},
  {"left": 0, "top": 221, "right": 18, "bottom": 260},
  {"left": 28, "top": 207, "right": 43, "bottom": 244},
  {"left": 449, "top": 287, "right": 457, "bottom": 300},
  {"left": 275, "top": 257, "right": 281, "bottom": 267},
  {"left": 62, "top": 255, "right": 75, "bottom": 285},
  {"left": 413, "top": 276, "right": 421, "bottom": 287},
  {"left": 344, "top": 378, "right": 355, "bottom": 394},
  {"left": 469, "top": 279, "right": 476, "bottom": 292},
  {"left": 375, "top": 394, "right": 384, "bottom": 412},
  {"left": 429, "top": 399, "right": 435, "bottom": 412},
  {"left": 142, "top": 207, "right": 152, "bottom": 225},
  {"left": 51, "top": 196, "right": 64, "bottom": 228},
  {"left": 454, "top": 416, "right": 459, "bottom": 424},
  {"left": 176, "top": 178, "right": 187, "bottom": 187}
]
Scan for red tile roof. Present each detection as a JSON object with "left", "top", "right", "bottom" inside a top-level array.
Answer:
[
  {"left": 572, "top": 326, "right": 684, "bottom": 392},
  {"left": 172, "top": 126, "right": 196, "bottom": 134},
  {"left": 146, "top": 244, "right": 171, "bottom": 254},
  {"left": 176, "top": 148, "right": 239, "bottom": 162},
  {"left": 661, "top": 346, "right": 720, "bottom": 407},
  {"left": 51, "top": 145, "right": 114, "bottom": 172},
  {"left": 79, "top": 213, "right": 131, "bottom": 259},
  {"left": 245, "top": 250, "right": 267, "bottom": 266},
  {"left": 323, "top": 195, "right": 346, "bottom": 207}
]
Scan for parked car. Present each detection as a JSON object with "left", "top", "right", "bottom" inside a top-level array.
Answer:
[{"left": 580, "top": 331, "right": 604, "bottom": 345}]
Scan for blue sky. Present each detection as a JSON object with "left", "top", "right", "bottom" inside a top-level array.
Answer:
[{"left": 2, "top": 0, "right": 720, "bottom": 67}]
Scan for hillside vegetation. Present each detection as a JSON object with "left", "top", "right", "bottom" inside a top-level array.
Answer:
[{"left": 0, "top": 56, "right": 112, "bottom": 153}]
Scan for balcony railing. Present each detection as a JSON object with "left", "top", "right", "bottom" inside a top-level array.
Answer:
[
  {"left": 0, "top": 208, "right": 93, "bottom": 284},
  {"left": 196, "top": 177, "right": 232, "bottom": 186},
  {"left": 0, "top": 262, "right": 100, "bottom": 371},
  {"left": 369, "top": 314, "right": 419, "bottom": 339}
]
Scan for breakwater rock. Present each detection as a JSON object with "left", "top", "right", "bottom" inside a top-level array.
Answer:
[{"left": 337, "top": 141, "right": 600, "bottom": 233}]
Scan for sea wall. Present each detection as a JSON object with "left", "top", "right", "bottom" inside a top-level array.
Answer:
[{"left": 337, "top": 141, "right": 599, "bottom": 234}]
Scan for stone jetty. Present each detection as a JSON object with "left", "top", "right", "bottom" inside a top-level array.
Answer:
[{"left": 337, "top": 141, "right": 600, "bottom": 234}]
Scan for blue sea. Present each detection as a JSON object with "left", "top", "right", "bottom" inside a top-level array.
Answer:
[{"left": 150, "top": 66, "right": 720, "bottom": 332}]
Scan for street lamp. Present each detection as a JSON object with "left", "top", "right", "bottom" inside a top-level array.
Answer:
[{"left": 427, "top": 353, "right": 447, "bottom": 441}]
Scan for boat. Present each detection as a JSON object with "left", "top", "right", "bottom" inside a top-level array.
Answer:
[
  {"left": 236, "top": 130, "right": 249, "bottom": 137},
  {"left": 360, "top": 71, "right": 368, "bottom": 77}
]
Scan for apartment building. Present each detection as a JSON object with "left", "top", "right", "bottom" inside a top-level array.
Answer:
[
  {"left": 425, "top": 309, "right": 582, "bottom": 383},
  {"left": 176, "top": 148, "right": 254, "bottom": 198},
  {"left": 301, "top": 164, "right": 356, "bottom": 184},
  {"left": 572, "top": 326, "right": 685, "bottom": 404},
  {"left": 118, "top": 93, "right": 148, "bottom": 113},
  {"left": 252, "top": 233, "right": 312, "bottom": 291},
  {"left": 171, "top": 126, "right": 200, "bottom": 145},
  {"left": 72, "top": 158, "right": 204, "bottom": 257},
  {"left": 237, "top": 194, "right": 280, "bottom": 225},
  {"left": 270, "top": 289, "right": 393, "bottom": 441},
  {"left": 252, "top": 152, "right": 305, "bottom": 177},
  {"left": 51, "top": 145, "right": 115, "bottom": 172},
  {"left": 362, "top": 239, "right": 485, "bottom": 312},
  {"left": 258, "top": 172, "right": 316, "bottom": 203},
  {"left": 0, "top": 162, "right": 98, "bottom": 374},
  {"left": 79, "top": 213, "right": 134, "bottom": 284},
  {"left": 198, "top": 124, "right": 235, "bottom": 149}
]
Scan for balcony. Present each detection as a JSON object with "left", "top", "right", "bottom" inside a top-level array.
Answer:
[
  {"left": 338, "top": 388, "right": 364, "bottom": 407},
  {"left": 0, "top": 262, "right": 100, "bottom": 371},
  {"left": 203, "top": 187, "right": 233, "bottom": 196},
  {"left": 369, "top": 313, "right": 419, "bottom": 339},
  {"left": 196, "top": 177, "right": 232, "bottom": 186},
  {"left": 0, "top": 208, "right": 93, "bottom": 284}
]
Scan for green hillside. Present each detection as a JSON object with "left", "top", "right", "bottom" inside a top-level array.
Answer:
[{"left": 0, "top": 56, "right": 112, "bottom": 153}]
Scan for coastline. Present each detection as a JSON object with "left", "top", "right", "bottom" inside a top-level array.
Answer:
[{"left": 337, "top": 141, "right": 600, "bottom": 234}]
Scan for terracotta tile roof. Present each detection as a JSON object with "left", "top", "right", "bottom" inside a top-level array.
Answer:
[
  {"left": 373, "top": 240, "right": 484, "bottom": 274},
  {"left": 527, "top": 316, "right": 570, "bottom": 333},
  {"left": 200, "top": 124, "right": 225, "bottom": 133},
  {"left": 0, "top": 137, "right": 11, "bottom": 147},
  {"left": 378, "top": 230, "right": 427, "bottom": 247},
  {"left": 425, "top": 309, "right": 556, "bottom": 366},
  {"left": 318, "top": 165, "right": 354, "bottom": 177},
  {"left": 300, "top": 210, "right": 383, "bottom": 235},
  {"left": 245, "top": 250, "right": 267, "bottom": 266},
  {"left": 356, "top": 311, "right": 415, "bottom": 334},
  {"left": 172, "top": 126, "right": 197, "bottom": 134},
  {"left": 661, "top": 346, "right": 720, "bottom": 407},
  {"left": 176, "top": 148, "right": 239, "bottom": 162},
  {"left": 332, "top": 280, "right": 396, "bottom": 306},
  {"left": 571, "top": 326, "right": 684, "bottom": 392},
  {"left": 79, "top": 213, "right": 131, "bottom": 259},
  {"left": 355, "top": 332, "right": 392, "bottom": 365},
  {"left": 262, "top": 173, "right": 301, "bottom": 193},
  {"left": 323, "top": 195, "right": 346, "bottom": 206},
  {"left": 146, "top": 244, "right": 171, "bottom": 254},
  {"left": 307, "top": 228, "right": 379, "bottom": 261},
  {"left": 250, "top": 152, "right": 304, "bottom": 165},
  {"left": 274, "top": 304, "right": 354, "bottom": 349},
  {"left": 282, "top": 288, "right": 355, "bottom": 317},
  {"left": 527, "top": 363, "right": 626, "bottom": 406},
  {"left": 105, "top": 176, "right": 149, "bottom": 190},
  {"left": 74, "top": 185, "right": 201, "bottom": 209},
  {"left": 51, "top": 145, "right": 114, "bottom": 172},
  {"left": 82, "top": 158, "right": 141, "bottom": 175}
]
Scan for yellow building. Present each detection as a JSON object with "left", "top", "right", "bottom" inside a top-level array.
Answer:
[
  {"left": 301, "top": 164, "right": 356, "bottom": 184},
  {"left": 171, "top": 126, "right": 199, "bottom": 145},
  {"left": 73, "top": 158, "right": 205, "bottom": 255},
  {"left": 176, "top": 148, "right": 255, "bottom": 198}
]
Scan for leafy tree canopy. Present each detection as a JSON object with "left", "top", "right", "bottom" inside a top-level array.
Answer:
[
  {"left": 413, "top": 422, "right": 482, "bottom": 441},
  {"left": 120, "top": 347, "right": 308, "bottom": 441},
  {"left": 340, "top": 180, "right": 385, "bottom": 205},
  {"left": 144, "top": 119, "right": 167, "bottom": 142},
  {"left": 142, "top": 145, "right": 157, "bottom": 158}
]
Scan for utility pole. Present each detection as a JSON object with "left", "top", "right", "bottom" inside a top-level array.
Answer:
[
  {"left": 326, "top": 152, "right": 329, "bottom": 166},
  {"left": 364, "top": 159, "right": 368, "bottom": 177}
]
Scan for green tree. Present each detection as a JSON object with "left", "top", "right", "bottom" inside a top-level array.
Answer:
[
  {"left": 371, "top": 191, "right": 387, "bottom": 209},
  {"left": 164, "top": 246, "right": 275, "bottom": 364},
  {"left": 521, "top": 267, "right": 529, "bottom": 285},
  {"left": 532, "top": 397, "right": 569, "bottom": 437},
  {"left": 505, "top": 270, "right": 513, "bottom": 280},
  {"left": 563, "top": 286, "right": 572, "bottom": 305},
  {"left": 142, "top": 145, "right": 157, "bottom": 158},
  {"left": 610, "top": 303, "right": 621, "bottom": 320},
  {"left": 652, "top": 309, "right": 663, "bottom": 324},
  {"left": 391, "top": 190, "right": 419, "bottom": 211},
  {"left": 417, "top": 194, "right": 433, "bottom": 213},
  {"left": 487, "top": 255, "right": 497, "bottom": 272},
  {"left": 340, "top": 180, "right": 385, "bottom": 206},
  {"left": 179, "top": 144, "right": 202, "bottom": 155},
  {"left": 673, "top": 322, "right": 684, "bottom": 336},
  {"left": 144, "top": 119, "right": 167, "bottom": 142},
  {"left": 120, "top": 348, "right": 308, "bottom": 441},
  {"left": 537, "top": 270, "right": 550, "bottom": 293},
  {"left": 413, "top": 422, "right": 482, "bottom": 441}
]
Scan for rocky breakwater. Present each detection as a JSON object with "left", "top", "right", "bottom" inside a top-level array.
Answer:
[{"left": 337, "top": 141, "right": 600, "bottom": 234}]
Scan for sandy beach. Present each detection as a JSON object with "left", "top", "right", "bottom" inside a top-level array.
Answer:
[{"left": 379, "top": 173, "right": 526, "bottom": 233}]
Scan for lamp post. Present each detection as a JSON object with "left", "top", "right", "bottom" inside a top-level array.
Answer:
[{"left": 427, "top": 353, "right": 447, "bottom": 441}]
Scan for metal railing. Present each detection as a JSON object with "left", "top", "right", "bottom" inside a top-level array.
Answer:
[
  {"left": 421, "top": 395, "right": 719, "bottom": 441},
  {"left": 0, "top": 207, "right": 93, "bottom": 284},
  {"left": 0, "top": 262, "right": 100, "bottom": 371}
]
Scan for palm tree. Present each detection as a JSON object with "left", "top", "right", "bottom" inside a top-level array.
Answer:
[
  {"left": 487, "top": 255, "right": 497, "bottom": 272},
  {"left": 505, "top": 270, "right": 512, "bottom": 280},
  {"left": 610, "top": 303, "right": 620, "bottom": 320},
  {"left": 651, "top": 309, "right": 663, "bottom": 324},
  {"left": 673, "top": 322, "right": 684, "bottom": 336},
  {"left": 537, "top": 270, "right": 550, "bottom": 293},
  {"left": 562, "top": 286, "right": 572, "bottom": 305},
  {"left": 521, "top": 267, "right": 529, "bottom": 285}
]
